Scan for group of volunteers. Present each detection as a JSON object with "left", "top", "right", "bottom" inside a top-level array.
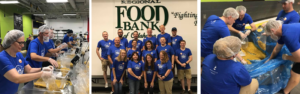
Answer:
[
  {"left": 201, "top": 0, "right": 300, "bottom": 94},
  {"left": 0, "top": 25, "right": 77, "bottom": 93},
  {"left": 97, "top": 25, "right": 194, "bottom": 94}
]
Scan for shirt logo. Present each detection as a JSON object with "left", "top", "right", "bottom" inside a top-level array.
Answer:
[
  {"left": 115, "top": 50, "right": 120, "bottom": 55},
  {"left": 15, "top": 65, "right": 24, "bottom": 74},
  {"left": 41, "top": 49, "right": 45, "bottom": 57},
  {"left": 284, "top": 17, "right": 287, "bottom": 21},
  {"left": 105, "top": 44, "right": 110, "bottom": 48},
  {"left": 134, "top": 64, "right": 141, "bottom": 71},
  {"left": 118, "top": 64, "right": 124, "bottom": 70},
  {"left": 158, "top": 64, "right": 163, "bottom": 69},
  {"left": 211, "top": 20, "right": 216, "bottom": 24},
  {"left": 165, "top": 49, "right": 167, "bottom": 51},
  {"left": 147, "top": 70, "right": 152, "bottom": 75},
  {"left": 214, "top": 66, "right": 217, "bottom": 70},
  {"left": 181, "top": 53, "right": 186, "bottom": 59}
]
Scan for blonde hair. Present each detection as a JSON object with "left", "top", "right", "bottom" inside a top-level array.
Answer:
[
  {"left": 160, "top": 51, "right": 169, "bottom": 64},
  {"left": 116, "top": 49, "right": 127, "bottom": 62}
]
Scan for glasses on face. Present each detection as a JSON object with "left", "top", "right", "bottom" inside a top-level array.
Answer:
[{"left": 16, "top": 41, "right": 25, "bottom": 45}]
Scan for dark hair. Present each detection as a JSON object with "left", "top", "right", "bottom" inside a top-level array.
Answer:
[
  {"left": 145, "top": 54, "right": 155, "bottom": 71},
  {"left": 130, "top": 52, "right": 140, "bottom": 61},
  {"left": 180, "top": 40, "right": 186, "bottom": 43},
  {"left": 145, "top": 40, "right": 154, "bottom": 50}
]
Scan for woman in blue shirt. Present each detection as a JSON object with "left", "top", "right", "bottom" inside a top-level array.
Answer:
[
  {"left": 201, "top": 36, "right": 258, "bottom": 94},
  {"left": 142, "top": 40, "right": 157, "bottom": 63},
  {"left": 112, "top": 49, "right": 127, "bottom": 94},
  {"left": 0, "top": 30, "right": 52, "bottom": 94},
  {"left": 155, "top": 51, "right": 174, "bottom": 94},
  {"left": 143, "top": 54, "right": 157, "bottom": 94},
  {"left": 127, "top": 52, "right": 144, "bottom": 94}
]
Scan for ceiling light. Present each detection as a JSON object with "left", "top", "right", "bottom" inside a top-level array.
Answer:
[
  {"left": 34, "top": 14, "right": 46, "bottom": 16},
  {"left": 0, "top": 1, "right": 19, "bottom": 4},
  {"left": 63, "top": 14, "right": 77, "bottom": 16},
  {"left": 46, "top": 0, "right": 68, "bottom": 3}
]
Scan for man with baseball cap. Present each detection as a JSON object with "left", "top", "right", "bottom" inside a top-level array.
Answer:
[
  {"left": 171, "top": 27, "right": 183, "bottom": 77},
  {"left": 277, "top": 0, "right": 299, "bottom": 24},
  {"left": 62, "top": 30, "right": 74, "bottom": 51}
]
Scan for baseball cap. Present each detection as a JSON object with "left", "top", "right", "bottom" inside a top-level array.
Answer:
[
  {"left": 67, "top": 30, "right": 73, "bottom": 34},
  {"left": 281, "top": 0, "right": 294, "bottom": 3},
  {"left": 172, "top": 27, "right": 177, "bottom": 31}
]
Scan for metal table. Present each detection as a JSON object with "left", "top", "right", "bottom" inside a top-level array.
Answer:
[{"left": 17, "top": 80, "right": 74, "bottom": 94}]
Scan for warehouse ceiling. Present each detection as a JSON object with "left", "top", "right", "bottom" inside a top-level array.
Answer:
[{"left": 16, "top": 0, "right": 89, "bottom": 19}]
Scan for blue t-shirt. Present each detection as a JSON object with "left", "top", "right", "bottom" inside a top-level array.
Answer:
[
  {"left": 142, "top": 50, "right": 157, "bottom": 61},
  {"left": 232, "top": 13, "right": 253, "bottom": 31},
  {"left": 278, "top": 24, "right": 300, "bottom": 53},
  {"left": 171, "top": 35, "right": 183, "bottom": 52},
  {"left": 201, "top": 15, "right": 230, "bottom": 58},
  {"left": 45, "top": 39, "right": 55, "bottom": 59},
  {"left": 0, "top": 51, "right": 28, "bottom": 94},
  {"left": 144, "top": 65, "right": 157, "bottom": 82},
  {"left": 25, "top": 38, "right": 46, "bottom": 68},
  {"left": 127, "top": 60, "right": 144, "bottom": 81},
  {"left": 156, "top": 45, "right": 174, "bottom": 61},
  {"left": 276, "top": 10, "right": 300, "bottom": 24},
  {"left": 128, "top": 39, "right": 143, "bottom": 51},
  {"left": 112, "top": 38, "right": 128, "bottom": 48},
  {"left": 175, "top": 48, "right": 192, "bottom": 69},
  {"left": 62, "top": 34, "right": 70, "bottom": 51},
  {"left": 201, "top": 54, "right": 251, "bottom": 94},
  {"left": 111, "top": 59, "right": 127, "bottom": 81},
  {"left": 143, "top": 36, "right": 157, "bottom": 49},
  {"left": 155, "top": 60, "right": 173, "bottom": 81},
  {"left": 97, "top": 40, "right": 113, "bottom": 59},
  {"left": 127, "top": 49, "right": 141, "bottom": 59},
  {"left": 70, "top": 37, "right": 74, "bottom": 42},
  {"left": 107, "top": 45, "right": 126, "bottom": 61},
  {"left": 157, "top": 33, "right": 171, "bottom": 46}
]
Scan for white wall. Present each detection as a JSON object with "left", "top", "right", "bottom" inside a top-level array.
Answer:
[
  {"left": 45, "top": 18, "right": 88, "bottom": 39},
  {"left": 91, "top": 0, "right": 197, "bottom": 76}
]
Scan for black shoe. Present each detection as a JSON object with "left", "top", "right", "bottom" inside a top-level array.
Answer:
[
  {"left": 181, "top": 90, "right": 186, "bottom": 94},
  {"left": 188, "top": 90, "right": 193, "bottom": 94}
]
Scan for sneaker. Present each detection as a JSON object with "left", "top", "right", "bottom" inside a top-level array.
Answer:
[
  {"left": 105, "top": 83, "right": 108, "bottom": 88},
  {"left": 188, "top": 90, "right": 193, "bottom": 94},
  {"left": 181, "top": 90, "right": 186, "bottom": 94},
  {"left": 110, "top": 91, "right": 114, "bottom": 94}
]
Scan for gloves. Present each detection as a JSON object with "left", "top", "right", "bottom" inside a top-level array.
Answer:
[
  {"left": 41, "top": 70, "right": 53, "bottom": 80},
  {"left": 239, "top": 32, "right": 247, "bottom": 40},
  {"left": 42, "top": 66, "right": 54, "bottom": 71},
  {"left": 241, "top": 59, "right": 247, "bottom": 64},
  {"left": 48, "top": 58, "right": 58, "bottom": 68},
  {"left": 245, "top": 30, "right": 251, "bottom": 36}
]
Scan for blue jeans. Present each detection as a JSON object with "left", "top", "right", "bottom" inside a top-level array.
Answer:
[
  {"left": 128, "top": 79, "right": 140, "bottom": 94},
  {"left": 114, "top": 82, "right": 123, "bottom": 94}
]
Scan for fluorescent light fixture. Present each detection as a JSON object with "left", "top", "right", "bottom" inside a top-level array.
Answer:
[
  {"left": 63, "top": 14, "right": 77, "bottom": 16},
  {"left": 0, "top": 1, "right": 19, "bottom": 4},
  {"left": 46, "top": 0, "right": 68, "bottom": 3},
  {"left": 34, "top": 14, "right": 46, "bottom": 16}
]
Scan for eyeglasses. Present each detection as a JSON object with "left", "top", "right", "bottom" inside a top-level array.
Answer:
[{"left": 16, "top": 41, "right": 25, "bottom": 45}]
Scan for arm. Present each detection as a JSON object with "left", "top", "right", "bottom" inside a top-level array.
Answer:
[
  {"left": 164, "top": 69, "right": 172, "bottom": 77},
  {"left": 44, "top": 52, "right": 53, "bottom": 57},
  {"left": 172, "top": 55, "right": 174, "bottom": 65},
  {"left": 186, "top": 55, "right": 193, "bottom": 64},
  {"left": 48, "top": 48, "right": 63, "bottom": 54},
  {"left": 4, "top": 69, "right": 43, "bottom": 84},
  {"left": 112, "top": 68, "right": 117, "bottom": 80},
  {"left": 24, "top": 65, "right": 42, "bottom": 73},
  {"left": 30, "top": 53, "right": 50, "bottom": 62},
  {"left": 67, "top": 42, "right": 73, "bottom": 48},
  {"left": 120, "top": 69, "right": 126, "bottom": 81},
  {"left": 128, "top": 68, "right": 138, "bottom": 78},
  {"left": 151, "top": 71, "right": 156, "bottom": 83},
  {"left": 144, "top": 71, "right": 147, "bottom": 82},
  {"left": 268, "top": 43, "right": 284, "bottom": 60},
  {"left": 154, "top": 58, "right": 157, "bottom": 63},
  {"left": 286, "top": 49, "right": 300, "bottom": 62},
  {"left": 96, "top": 48, "right": 102, "bottom": 60},
  {"left": 175, "top": 56, "right": 182, "bottom": 64},
  {"left": 108, "top": 55, "right": 113, "bottom": 64},
  {"left": 228, "top": 25, "right": 241, "bottom": 34},
  {"left": 250, "top": 23, "right": 257, "bottom": 31}
]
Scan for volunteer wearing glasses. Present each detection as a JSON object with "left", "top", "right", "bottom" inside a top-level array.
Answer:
[
  {"left": 25, "top": 25, "right": 58, "bottom": 68},
  {"left": 0, "top": 30, "right": 53, "bottom": 94}
]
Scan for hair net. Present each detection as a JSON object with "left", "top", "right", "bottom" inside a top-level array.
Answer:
[
  {"left": 263, "top": 20, "right": 283, "bottom": 35},
  {"left": 213, "top": 36, "right": 241, "bottom": 59},
  {"left": 236, "top": 5, "right": 246, "bottom": 14},
  {"left": 55, "top": 40, "right": 61, "bottom": 45},
  {"left": 222, "top": 7, "right": 239, "bottom": 19},
  {"left": 2, "top": 30, "right": 24, "bottom": 49},
  {"left": 38, "top": 25, "right": 50, "bottom": 33}
]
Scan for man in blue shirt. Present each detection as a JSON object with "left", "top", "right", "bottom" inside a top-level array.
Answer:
[
  {"left": 175, "top": 40, "right": 193, "bottom": 94},
  {"left": 276, "top": 0, "right": 299, "bottom": 24},
  {"left": 171, "top": 27, "right": 183, "bottom": 52},
  {"left": 70, "top": 34, "right": 77, "bottom": 46},
  {"left": 62, "top": 30, "right": 74, "bottom": 51},
  {"left": 143, "top": 28, "right": 157, "bottom": 50},
  {"left": 25, "top": 25, "right": 58, "bottom": 68},
  {"left": 128, "top": 31, "right": 143, "bottom": 51},
  {"left": 107, "top": 37, "right": 126, "bottom": 92},
  {"left": 44, "top": 27, "right": 67, "bottom": 61},
  {"left": 229, "top": 5, "right": 256, "bottom": 39},
  {"left": 157, "top": 37, "right": 174, "bottom": 69},
  {"left": 264, "top": 20, "right": 300, "bottom": 94},
  {"left": 96, "top": 31, "right": 113, "bottom": 88},
  {"left": 201, "top": 7, "right": 247, "bottom": 64},
  {"left": 157, "top": 25, "right": 171, "bottom": 47},
  {"left": 112, "top": 29, "right": 128, "bottom": 51}
]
